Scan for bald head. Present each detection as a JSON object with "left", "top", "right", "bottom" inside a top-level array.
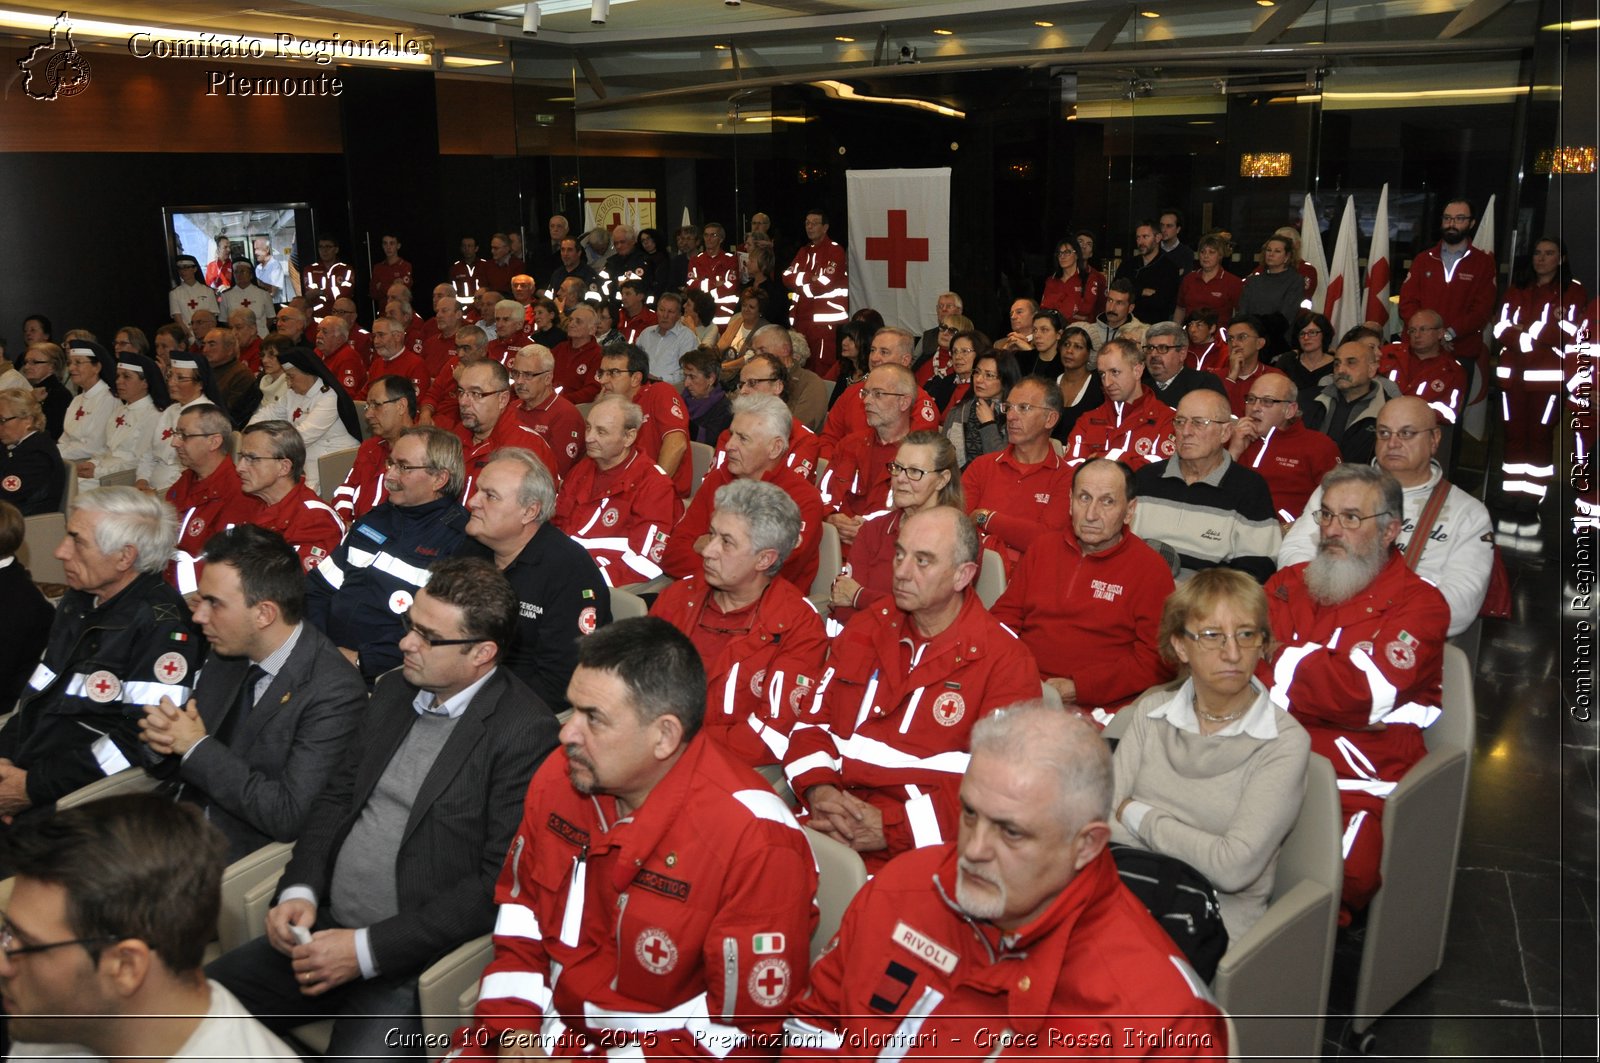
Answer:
[
  {"left": 1244, "top": 370, "right": 1299, "bottom": 431},
  {"left": 1374, "top": 396, "right": 1441, "bottom": 483},
  {"left": 1405, "top": 309, "right": 1446, "bottom": 357}
]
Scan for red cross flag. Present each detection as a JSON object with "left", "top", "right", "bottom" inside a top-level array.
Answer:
[{"left": 847, "top": 167, "right": 951, "bottom": 333}]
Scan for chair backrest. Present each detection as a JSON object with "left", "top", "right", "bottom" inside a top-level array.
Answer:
[
  {"left": 98, "top": 468, "right": 136, "bottom": 487},
  {"left": 801, "top": 826, "right": 868, "bottom": 963},
  {"left": 1433, "top": 644, "right": 1475, "bottom": 754},
  {"left": 217, "top": 841, "right": 296, "bottom": 953},
  {"left": 20, "top": 512, "right": 67, "bottom": 585},
  {"left": 1273, "top": 754, "right": 1343, "bottom": 900},
  {"left": 55, "top": 766, "right": 160, "bottom": 809},
  {"left": 688, "top": 441, "right": 715, "bottom": 499},
  {"left": 576, "top": 401, "right": 594, "bottom": 419},
  {"left": 974, "top": 548, "right": 1005, "bottom": 608},
  {"left": 316, "top": 446, "right": 361, "bottom": 503},
  {"left": 809, "top": 521, "right": 843, "bottom": 600},
  {"left": 59, "top": 458, "right": 78, "bottom": 513},
  {"left": 610, "top": 586, "right": 649, "bottom": 620}
]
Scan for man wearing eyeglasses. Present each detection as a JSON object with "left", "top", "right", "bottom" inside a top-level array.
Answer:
[
  {"left": 453, "top": 359, "right": 559, "bottom": 501},
  {"left": 307, "top": 427, "right": 470, "bottom": 683},
  {"left": 368, "top": 316, "right": 430, "bottom": 399},
  {"left": 330, "top": 375, "right": 419, "bottom": 523},
  {"left": 817, "top": 327, "right": 940, "bottom": 459},
  {"left": 1397, "top": 197, "right": 1498, "bottom": 410},
  {"left": 1263, "top": 463, "right": 1450, "bottom": 918},
  {"left": 313, "top": 313, "right": 368, "bottom": 400},
  {"left": 233, "top": 420, "right": 346, "bottom": 575},
  {"left": 1380, "top": 311, "right": 1468, "bottom": 460},
  {"left": 509, "top": 343, "right": 585, "bottom": 476},
  {"left": 595, "top": 343, "right": 692, "bottom": 498},
  {"left": 1226, "top": 371, "right": 1341, "bottom": 526},
  {"left": 1279, "top": 397, "right": 1491, "bottom": 637},
  {"left": 165, "top": 404, "right": 257, "bottom": 595},
  {"left": 209, "top": 557, "right": 557, "bottom": 1057},
  {"left": 821, "top": 364, "right": 918, "bottom": 549},
  {"left": 1140, "top": 320, "right": 1228, "bottom": 410},
  {"left": 1065, "top": 338, "right": 1176, "bottom": 467},
  {"left": 419, "top": 322, "right": 487, "bottom": 431},
  {"left": 0, "top": 796, "right": 299, "bottom": 1060},
  {"left": 1131, "top": 389, "right": 1281, "bottom": 582},
  {"left": 964, "top": 376, "right": 1075, "bottom": 566},
  {"left": 137, "top": 354, "right": 213, "bottom": 494}
]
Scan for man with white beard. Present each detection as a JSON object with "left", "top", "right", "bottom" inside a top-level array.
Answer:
[{"left": 1263, "top": 464, "right": 1450, "bottom": 923}]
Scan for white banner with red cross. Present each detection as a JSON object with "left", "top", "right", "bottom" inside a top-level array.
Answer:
[
  {"left": 583, "top": 188, "right": 657, "bottom": 235},
  {"left": 846, "top": 168, "right": 951, "bottom": 334}
]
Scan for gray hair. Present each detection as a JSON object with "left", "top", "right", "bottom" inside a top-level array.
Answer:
[
  {"left": 518, "top": 344, "right": 554, "bottom": 373},
  {"left": 1100, "top": 336, "right": 1145, "bottom": 369},
  {"left": 711, "top": 478, "right": 801, "bottom": 576},
  {"left": 969, "top": 701, "right": 1113, "bottom": 826},
  {"left": 398, "top": 426, "right": 466, "bottom": 500},
  {"left": 495, "top": 299, "right": 523, "bottom": 318},
  {"left": 729, "top": 393, "right": 791, "bottom": 446},
  {"left": 70, "top": 487, "right": 178, "bottom": 575},
  {"left": 181, "top": 404, "right": 235, "bottom": 456},
  {"left": 244, "top": 420, "right": 308, "bottom": 482},
  {"left": 316, "top": 314, "right": 349, "bottom": 342},
  {"left": 1319, "top": 463, "right": 1405, "bottom": 536},
  {"left": 788, "top": 330, "right": 811, "bottom": 367},
  {"left": 590, "top": 393, "right": 643, "bottom": 433},
  {"left": 1145, "top": 320, "right": 1185, "bottom": 346},
  {"left": 752, "top": 324, "right": 793, "bottom": 358},
  {"left": 485, "top": 447, "right": 557, "bottom": 519}
]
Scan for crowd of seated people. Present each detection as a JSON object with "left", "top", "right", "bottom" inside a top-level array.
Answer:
[{"left": 0, "top": 197, "right": 1570, "bottom": 1059}]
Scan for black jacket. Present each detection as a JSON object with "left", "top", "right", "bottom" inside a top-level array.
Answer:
[
  {"left": 0, "top": 559, "right": 53, "bottom": 710},
  {"left": 1, "top": 430, "right": 65, "bottom": 515}
]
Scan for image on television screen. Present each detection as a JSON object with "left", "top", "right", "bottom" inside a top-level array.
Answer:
[{"left": 162, "top": 203, "right": 313, "bottom": 305}]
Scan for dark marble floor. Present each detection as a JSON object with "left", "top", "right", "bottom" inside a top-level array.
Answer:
[{"left": 1316, "top": 451, "right": 1598, "bottom": 1059}]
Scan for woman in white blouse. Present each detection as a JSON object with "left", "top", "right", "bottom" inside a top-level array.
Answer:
[{"left": 1110, "top": 567, "right": 1311, "bottom": 940}]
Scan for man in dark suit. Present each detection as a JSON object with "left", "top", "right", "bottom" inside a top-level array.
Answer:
[
  {"left": 139, "top": 525, "right": 365, "bottom": 862},
  {"left": 918, "top": 290, "right": 963, "bottom": 362},
  {"left": 206, "top": 556, "right": 559, "bottom": 1057},
  {"left": 1141, "top": 321, "right": 1228, "bottom": 409}
]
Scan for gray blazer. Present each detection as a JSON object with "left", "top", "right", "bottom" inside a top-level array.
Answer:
[
  {"left": 161, "top": 624, "right": 365, "bottom": 862},
  {"left": 279, "top": 666, "right": 558, "bottom": 978}
]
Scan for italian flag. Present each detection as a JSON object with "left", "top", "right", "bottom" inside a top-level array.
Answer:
[{"left": 752, "top": 933, "right": 785, "bottom": 954}]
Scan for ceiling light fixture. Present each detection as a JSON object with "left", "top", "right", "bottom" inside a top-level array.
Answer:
[
  {"left": 1035, "top": 21, "right": 1054, "bottom": 28},
  {"left": 933, "top": 28, "right": 954, "bottom": 36},
  {"left": 835, "top": 36, "right": 855, "bottom": 43},
  {"left": 1256, "top": 0, "right": 1276, "bottom": 7},
  {"left": 1140, "top": 10, "right": 1161, "bottom": 18}
]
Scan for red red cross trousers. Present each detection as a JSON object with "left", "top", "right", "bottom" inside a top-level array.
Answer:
[
  {"left": 864, "top": 209, "right": 930, "bottom": 289},
  {"left": 642, "top": 936, "right": 670, "bottom": 966}
]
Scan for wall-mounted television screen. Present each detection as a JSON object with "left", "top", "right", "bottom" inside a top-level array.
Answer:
[{"left": 161, "top": 203, "right": 314, "bottom": 304}]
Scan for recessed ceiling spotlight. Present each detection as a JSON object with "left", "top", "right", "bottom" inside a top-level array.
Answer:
[
  {"left": 835, "top": 35, "right": 855, "bottom": 42},
  {"left": 1034, "top": 21, "right": 1054, "bottom": 28},
  {"left": 933, "top": 28, "right": 954, "bottom": 36}
]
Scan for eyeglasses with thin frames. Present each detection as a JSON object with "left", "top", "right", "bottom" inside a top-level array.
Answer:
[
  {"left": 1311, "top": 508, "right": 1391, "bottom": 530},
  {"left": 1374, "top": 426, "right": 1435, "bottom": 442},
  {"left": 0, "top": 914, "right": 119, "bottom": 960},
  {"left": 1180, "top": 628, "right": 1266, "bottom": 651},
  {"left": 1171, "top": 416, "right": 1229, "bottom": 429},
  {"left": 885, "top": 461, "right": 938, "bottom": 481},
  {"left": 384, "top": 458, "right": 433, "bottom": 474},
  {"left": 738, "top": 377, "right": 780, "bottom": 389}
]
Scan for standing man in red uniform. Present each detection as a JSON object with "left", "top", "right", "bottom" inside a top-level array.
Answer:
[
  {"left": 1398, "top": 198, "right": 1498, "bottom": 410},
  {"left": 302, "top": 236, "right": 355, "bottom": 317},
  {"left": 596, "top": 344, "right": 691, "bottom": 497},
  {"left": 1264, "top": 464, "right": 1449, "bottom": 919},
  {"left": 369, "top": 233, "right": 413, "bottom": 308},
  {"left": 784, "top": 209, "right": 848, "bottom": 379},
  {"left": 1228, "top": 371, "right": 1342, "bottom": 525},
  {"left": 509, "top": 343, "right": 585, "bottom": 476},
  {"left": 785, "top": 506, "right": 1041, "bottom": 872},
  {"left": 552, "top": 395, "right": 680, "bottom": 587},
  {"left": 479, "top": 232, "right": 524, "bottom": 297},
  {"left": 235, "top": 420, "right": 346, "bottom": 572},
  {"left": 454, "top": 618, "right": 817, "bottom": 1061},
  {"left": 687, "top": 221, "right": 742, "bottom": 327},
  {"left": 652, "top": 479, "right": 828, "bottom": 764}
]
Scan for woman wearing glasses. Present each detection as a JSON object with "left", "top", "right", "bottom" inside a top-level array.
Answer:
[
  {"left": 1111, "top": 568, "right": 1310, "bottom": 940},
  {"left": 926, "top": 328, "right": 988, "bottom": 414},
  {"left": 1273, "top": 311, "right": 1337, "bottom": 409},
  {"left": 1040, "top": 237, "right": 1106, "bottom": 326},
  {"left": 828, "top": 429, "right": 963, "bottom": 626},
  {"left": 0, "top": 388, "right": 66, "bottom": 515},
  {"left": 944, "top": 348, "right": 1018, "bottom": 468},
  {"left": 912, "top": 313, "right": 973, "bottom": 388}
]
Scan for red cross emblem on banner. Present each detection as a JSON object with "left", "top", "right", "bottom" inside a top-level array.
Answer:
[{"left": 864, "top": 209, "right": 930, "bottom": 289}]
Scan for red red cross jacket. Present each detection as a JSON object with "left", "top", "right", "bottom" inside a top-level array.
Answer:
[
  {"left": 784, "top": 591, "right": 1041, "bottom": 871},
  {"left": 962, "top": 445, "right": 1076, "bottom": 564},
  {"left": 551, "top": 450, "right": 681, "bottom": 587},
  {"left": 663, "top": 463, "right": 823, "bottom": 591},
  {"left": 990, "top": 530, "right": 1175, "bottom": 713},
  {"left": 251, "top": 481, "right": 345, "bottom": 572},
  {"left": 1398, "top": 243, "right": 1498, "bottom": 396},
  {"left": 1064, "top": 389, "right": 1176, "bottom": 468},
  {"left": 1236, "top": 419, "right": 1343, "bottom": 524},
  {"left": 687, "top": 251, "right": 742, "bottom": 323},
  {"left": 715, "top": 418, "right": 822, "bottom": 482},
  {"left": 457, "top": 413, "right": 561, "bottom": 501},
  {"left": 650, "top": 575, "right": 829, "bottom": 766},
  {"left": 633, "top": 382, "right": 693, "bottom": 497},
  {"left": 330, "top": 436, "right": 391, "bottom": 523},
  {"left": 818, "top": 381, "right": 940, "bottom": 460},
  {"left": 1263, "top": 553, "right": 1449, "bottom": 797},
  {"left": 458, "top": 739, "right": 818, "bottom": 1060},
  {"left": 787, "top": 845, "right": 1227, "bottom": 1060},
  {"left": 320, "top": 342, "right": 368, "bottom": 398},
  {"left": 552, "top": 338, "right": 604, "bottom": 404},
  {"left": 515, "top": 393, "right": 586, "bottom": 476},
  {"left": 1379, "top": 344, "right": 1468, "bottom": 425},
  {"left": 166, "top": 461, "right": 260, "bottom": 593}
]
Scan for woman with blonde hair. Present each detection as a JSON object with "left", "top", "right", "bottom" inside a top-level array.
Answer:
[
  {"left": 1110, "top": 567, "right": 1311, "bottom": 940},
  {"left": 0, "top": 388, "right": 66, "bottom": 514}
]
